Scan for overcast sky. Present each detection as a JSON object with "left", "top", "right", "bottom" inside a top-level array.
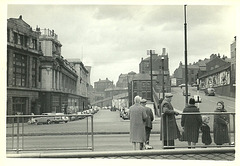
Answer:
[{"left": 7, "top": 4, "right": 237, "bottom": 85}]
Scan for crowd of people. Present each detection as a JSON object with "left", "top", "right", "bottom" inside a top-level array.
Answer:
[{"left": 129, "top": 94, "right": 232, "bottom": 150}]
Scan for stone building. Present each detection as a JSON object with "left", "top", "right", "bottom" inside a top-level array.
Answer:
[
  {"left": 7, "top": 16, "right": 91, "bottom": 115},
  {"left": 94, "top": 78, "right": 114, "bottom": 92},
  {"left": 39, "top": 28, "right": 90, "bottom": 113},
  {"left": 93, "top": 78, "right": 114, "bottom": 101},
  {"left": 173, "top": 57, "right": 211, "bottom": 86},
  {"left": 139, "top": 48, "right": 171, "bottom": 93},
  {"left": 116, "top": 71, "right": 136, "bottom": 88},
  {"left": 128, "top": 73, "right": 157, "bottom": 106},
  {"left": 7, "top": 15, "right": 43, "bottom": 115},
  {"left": 199, "top": 54, "right": 235, "bottom": 97},
  {"left": 68, "top": 59, "right": 91, "bottom": 111}
]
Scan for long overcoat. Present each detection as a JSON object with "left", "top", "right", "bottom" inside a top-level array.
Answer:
[
  {"left": 213, "top": 109, "right": 229, "bottom": 145},
  {"left": 129, "top": 103, "right": 147, "bottom": 143},
  {"left": 160, "top": 99, "right": 180, "bottom": 141},
  {"left": 181, "top": 105, "right": 202, "bottom": 143},
  {"left": 144, "top": 106, "right": 154, "bottom": 129}
]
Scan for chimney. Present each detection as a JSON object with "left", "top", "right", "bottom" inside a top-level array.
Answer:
[
  {"left": 19, "top": 15, "right": 22, "bottom": 19},
  {"left": 36, "top": 25, "right": 40, "bottom": 32},
  {"left": 162, "top": 48, "right": 166, "bottom": 55}
]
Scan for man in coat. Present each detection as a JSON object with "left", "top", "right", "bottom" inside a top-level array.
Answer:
[
  {"left": 160, "top": 93, "right": 180, "bottom": 149},
  {"left": 140, "top": 98, "right": 154, "bottom": 149},
  {"left": 129, "top": 96, "right": 147, "bottom": 150}
]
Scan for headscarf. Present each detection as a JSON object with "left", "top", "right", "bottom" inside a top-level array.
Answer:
[
  {"left": 217, "top": 101, "right": 225, "bottom": 109},
  {"left": 216, "top": 100, "right": 227, "bottom": 112}
]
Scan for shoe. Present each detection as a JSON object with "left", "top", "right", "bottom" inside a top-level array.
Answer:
[{"left": 145, "top": 145, "right": 153, "bottom": 149}]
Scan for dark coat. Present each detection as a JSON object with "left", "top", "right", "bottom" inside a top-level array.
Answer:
[
  {"left": 143, "top": 106, "right": 154, "bottom": 129},
  {"left": 181, "top": 105, "right": 202, "bottom": 143},
  {"left": 129, "top": 103, "right": 147, "bottom": 143},
  {"left": 160, "top": 99, "right": 180, "bottom": 141},
  {"left": 200, "top": 123, "right": 212, "bottom": 145},
  {"left": 213, "top": 109, "right": 229, "bottom": 145}
]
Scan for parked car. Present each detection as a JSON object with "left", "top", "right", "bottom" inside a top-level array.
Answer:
[
  {"left": 122, "top": 108, "right": 130, "bottom": 120},
  {"left": 179, "top": 84, "right": 191, "bottom": 88},
  {"left": 204, "top": 88, "right": 215, "bottom": 96},
  {"left": 52, "top": 113, "right": 69, "bottom": 123},
  {"left": 192, "top": 83, "right": 198, "bottom": 87},
  {"left": 193, "top": 95, "right": 202, "bottom": 103},
  {"left": 33, "top": 113, "right": 55, "bottom": 125}
]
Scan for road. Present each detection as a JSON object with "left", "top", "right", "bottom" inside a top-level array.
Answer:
[
  {"left": 6, "top": 87, "right": 235, "bottom": 152},
  {"left": 171, "top": 86, "right": 235, "bottom": 113}
]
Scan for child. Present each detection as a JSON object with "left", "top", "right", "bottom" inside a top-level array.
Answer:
[{"left": 200, "top": 116, "right": 212, "bottom": 146}]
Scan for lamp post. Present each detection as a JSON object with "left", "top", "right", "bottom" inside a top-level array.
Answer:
[
  {"left": 184, "top": 5, "right": 189, "bottom": 105},
  {"left": 161, "top": 56, "right": 165, "bottom": 99},
  {"left": 147, "top": 50, "right": 155, "bottom": 102}
]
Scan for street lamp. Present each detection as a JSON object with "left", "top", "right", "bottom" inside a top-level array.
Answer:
[
  {"left": 184, "top": 5, "right": 189, "bottom": 105},
  {"left": 147, "top": 50, "right": 155, "bottom": 102},
  {"left": 161, "top": 56, "right": 165, "bottom": 99}
]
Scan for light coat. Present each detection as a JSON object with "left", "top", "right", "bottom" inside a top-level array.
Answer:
[{"left": 129, "top": 103, "right": 147, "bottom": 143}]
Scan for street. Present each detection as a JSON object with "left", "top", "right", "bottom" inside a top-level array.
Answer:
[{"left": 6, "top": 87, "right": 235, "bottom": 153}]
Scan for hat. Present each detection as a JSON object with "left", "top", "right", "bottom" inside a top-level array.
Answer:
[
  {"left": 140, "top": 99, "right": 147, "bottom": 103},
  {"left": 165, "top": 93, "right": 173, "bottom": 98},
  {"left": 189, "top": 98, "right": 195, "bottom": 105}
]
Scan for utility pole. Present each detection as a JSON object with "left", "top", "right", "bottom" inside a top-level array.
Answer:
[
  {"left": 150, "top": 50, "right": 153, "bottom": 102},
  {"left": 147, "top": 50, "right": 155, "bottom": 102},
  {"left": 184, "top": 5, "right": 189, "bottom": 106}
]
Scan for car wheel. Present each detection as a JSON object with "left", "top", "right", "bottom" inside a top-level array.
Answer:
[
  {"left": 65, "top": 121, "right": 68, "bottom": 123},
  {"left": 47, "top": 119, "right": 51, "bottom": 124}
]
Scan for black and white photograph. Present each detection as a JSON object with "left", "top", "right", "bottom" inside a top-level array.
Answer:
[{"left": 1, "top": 0, "right": 239, "bottom": 165}]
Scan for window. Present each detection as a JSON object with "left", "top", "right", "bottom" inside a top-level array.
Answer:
[
  {"left": 19, "top": 34, "right": 24, "bottom": 46},
  {"left": 142, "top": 82, "right": 146, "bottom": 90},
  {"left": 14, "top": 32, "right": 18, "bottom": 44},
  {"left": 133, "top": 81, "right": 137, "bottom": 90},
  {"left": 24, "top": 36, "right": 28, "bottom": 47},
  {"left": 13, "top": 53, "right": 27, "bottom": 87},
  {"left": 32, "top": 57, "right": 37, "bottom": 87},
  {"left": 32, "top": 38, "right": 37, "bottom": 50},
  {"left": 12, "top": 97, "right": 27, "bottom": 115}
]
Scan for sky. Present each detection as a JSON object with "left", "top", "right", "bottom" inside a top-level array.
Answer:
[{"left": 6, "top": 3, "right": 238, "bottom": 85}]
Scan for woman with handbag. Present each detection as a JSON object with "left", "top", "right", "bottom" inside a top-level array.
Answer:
[{"left": 181, "top": 98, "right": 202, "bottom": 148}]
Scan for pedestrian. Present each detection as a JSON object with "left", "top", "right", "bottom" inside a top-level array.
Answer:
[
  {"left": 200, "top": 116, "right": 212, "bottom": 147},
  {"left": 140, "top": 98, "right": 154, "bottom": 149},
  {"left": 129, "top": 96, "right": 148, "bottom": 150},
  {"left": 181, "top": 98, "right": 202, "bottom": 148},
  {"left": 213, "top": 101, "right": 230, "bottom": 145},
  {"left": 160, "top": 93, "right": 180, "bottom": 149}
]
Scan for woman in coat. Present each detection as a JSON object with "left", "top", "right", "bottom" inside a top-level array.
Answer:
[
  {"left": 129, "top": 96, "right": 147, "bottom": 150},
  {"left": 181, "top": 98, "right": 202, "bottom": 148},
  {"left": 213, "top": 101, "right": 229, "bottom": 145}
]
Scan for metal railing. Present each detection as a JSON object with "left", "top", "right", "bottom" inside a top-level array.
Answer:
[
  {"left": 161, "top": 112, "right": 235, "bottom": 149},
  {"left": 6, "top": 114, "right": 94, "bottom": 153}
]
